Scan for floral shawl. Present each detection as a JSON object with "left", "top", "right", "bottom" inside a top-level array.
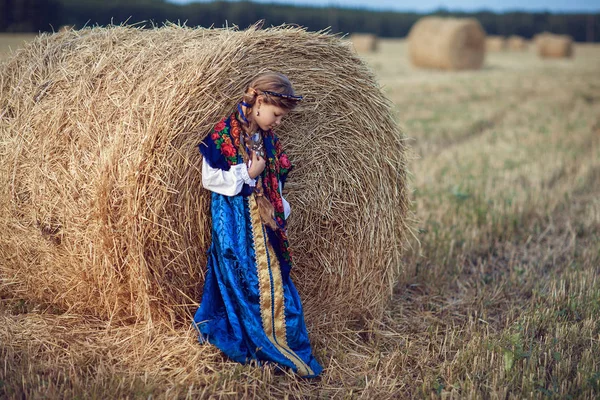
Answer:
[{"left": 199, "top": 112, "right": 295, "bottom": 265}]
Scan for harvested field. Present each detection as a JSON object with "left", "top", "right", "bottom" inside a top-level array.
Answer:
[{"left": 1, "top": 34, "right": 600, "bottom": 399}]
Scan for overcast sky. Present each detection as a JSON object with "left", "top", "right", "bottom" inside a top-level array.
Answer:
[{"left": 167, "top": 0, "right": 600, "bottom": 13}]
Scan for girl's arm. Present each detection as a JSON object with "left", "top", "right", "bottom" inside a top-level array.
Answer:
[{"left": 202, "top": 157, "right": 255, "bottom": 196}]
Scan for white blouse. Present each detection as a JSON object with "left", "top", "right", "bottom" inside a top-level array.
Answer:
[{"left": 202, "top": 158, "right": 291, "bottom": 219}]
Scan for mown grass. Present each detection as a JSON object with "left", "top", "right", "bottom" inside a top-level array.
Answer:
[{"left": 1, "top": 37, "right": 599, "bottom": 398}]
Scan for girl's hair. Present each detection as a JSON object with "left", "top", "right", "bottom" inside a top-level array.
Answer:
[
  {"left": 238, "top": 72, "right": 301, "bottom": 230},
  {"left": 241, "top": 72, "right": 301, "bottom": 114}
]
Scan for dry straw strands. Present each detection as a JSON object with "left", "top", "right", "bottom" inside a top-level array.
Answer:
[
  {"left": 407, "top": 17, "right": 486, "bottom": 70},
  {"left": 486, "top": 35, "right": 506, "bottom": 52},
  {"left": 507, "top": 35, "right": 528, "bottom": 51},
  {"left": 536, "top": 33, "right": 574, "bottom": 58},
  {"left": 0, "top": 25, "right": 410, "bottom": 328},
  {"left": 349, "top": 33, "right": 378, "bottom": 53}
]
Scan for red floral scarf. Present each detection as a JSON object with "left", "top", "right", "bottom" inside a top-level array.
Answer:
[{"left": 206, "top": 112, "right": 294, "bottom": 265}]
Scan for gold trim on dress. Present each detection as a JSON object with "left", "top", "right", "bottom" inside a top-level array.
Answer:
[{"left": 248, "top": 194, "right": 313, "bottom": 377}]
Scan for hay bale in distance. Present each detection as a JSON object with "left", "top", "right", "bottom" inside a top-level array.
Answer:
[
  {"left": 507, "top": 35, "right": 528, "bottom": 51},
  {"left": 537, "top": 33, "right": 574, "bottom": 58},
  {"left": 486, "top": 35, "right": 506, "bottom": 52},
  {"left": 407, "top": 17, "right": 486, "bottom": 70},
  {"left": 349, "top": 33, "right": 378, "bottom": 53},
  {"left": 532, "top": 31, "right": 551, "bottom": 47},
  {"left": 0, "top": 26, "right": 409, "bottom": 327}
]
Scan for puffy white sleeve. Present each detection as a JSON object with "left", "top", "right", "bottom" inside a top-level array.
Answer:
[
  {"left": 202, "top": 157, "right": 256, "bottom": 196},
  {"left": 279, "top": 180, "right": 291, "bottom": 219}
]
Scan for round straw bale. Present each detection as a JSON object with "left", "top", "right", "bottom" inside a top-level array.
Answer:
[
  {"left": 507, "top": 35, "right": 528, "bottom": 51},
  {"left": 537, "top": 33, "right": 574, "bottom": 58},
  {"left": 0, "top": 26, "right": 409, "bottom": 326},
  {"left": 349, "top": 33, "right": 379, "bottom": 53},
  {"left": 532, "top": 31, "right": 551, "bottom": 47},
  {"left": 407, "top": 17, "right": 486, "bottom": 70},
  {"left": 486, "top": 35, "right": 506, "bottom": 52}
]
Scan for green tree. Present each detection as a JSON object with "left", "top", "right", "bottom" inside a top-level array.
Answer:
[{"left": 1, "top": 0, "right": 598, "bottom": 42}]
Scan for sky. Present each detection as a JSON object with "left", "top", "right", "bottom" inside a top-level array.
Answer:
[{"left": 167, "top": 0, "right": 600, "bottom": 13}]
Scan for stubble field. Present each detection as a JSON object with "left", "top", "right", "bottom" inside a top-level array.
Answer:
[{"left": 1, "top": 35, "right": 599, "bottom": 398}]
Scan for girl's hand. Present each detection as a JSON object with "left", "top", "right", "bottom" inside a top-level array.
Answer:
[{"left": 248, "top": 151, "right": 266, "bottom": 179}]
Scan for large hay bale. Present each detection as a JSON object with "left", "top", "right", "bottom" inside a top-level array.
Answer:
[
  {"left": 486, "top": 35, "right": 506, "bottom": 52},
  {"left": 0, "top": 26, "right": 409, "bottom": 327},
  {"left": 407, "top": 17, "right": 486, "bottom": 70},
  {"left": 349, "top": 33, "right": 378, "bottom": 53},
  {"left": 537, "top": 33, "right": 574, "bottom": 58},
  {"left": 507, "top": 35, "right": 528, "bottom": 51}
]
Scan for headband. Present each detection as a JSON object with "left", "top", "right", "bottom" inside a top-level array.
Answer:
[{"left": 261, "top": 90, "right": 303, "bottom": 101}]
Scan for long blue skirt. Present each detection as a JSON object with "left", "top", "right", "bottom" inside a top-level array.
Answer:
[{"left": 193, "top": 192, "right": 322, "bottom": 377}]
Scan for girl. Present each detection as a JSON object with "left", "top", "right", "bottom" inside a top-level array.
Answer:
[{"left": 194, "top": 72, "right": 323, "bottom": 378}]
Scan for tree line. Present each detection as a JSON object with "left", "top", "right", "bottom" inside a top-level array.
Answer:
[{"left": 1, "top": 0, "right": 598, "bottom": 42}]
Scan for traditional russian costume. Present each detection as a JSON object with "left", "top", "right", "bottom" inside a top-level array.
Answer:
[{"left": 193, "top": 111, "right": 322, "bottom": 377}]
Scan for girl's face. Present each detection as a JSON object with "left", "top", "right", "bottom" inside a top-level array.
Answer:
[{"left": 253, "top": 98, "right": 289, "bottom": 131}]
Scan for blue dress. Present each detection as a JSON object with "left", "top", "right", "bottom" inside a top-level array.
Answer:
[{"left": 193, "top": 113, "right": 322, "bottom": 377}]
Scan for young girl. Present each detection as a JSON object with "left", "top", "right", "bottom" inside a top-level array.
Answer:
[{"left": 194, "top": 72, "right": 323, "bottom": 378}]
